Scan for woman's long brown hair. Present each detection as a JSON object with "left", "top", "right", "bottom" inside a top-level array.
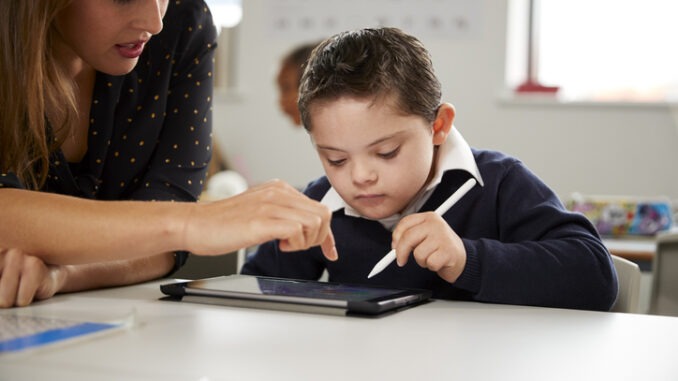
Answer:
[{"left": 0, "top": 0, "right": 77, "bottom": 189}]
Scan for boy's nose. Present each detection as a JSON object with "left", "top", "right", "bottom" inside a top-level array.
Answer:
[{"left": 351, "top": 162, "right": 377, "bottom": 185}]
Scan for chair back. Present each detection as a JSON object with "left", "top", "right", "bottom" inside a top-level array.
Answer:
[
  {"left": 650, "top": 232, "right": 678, "bottom": 316},
  {"left": 610, "top": 255, "right": 641, "bottom": 313}
]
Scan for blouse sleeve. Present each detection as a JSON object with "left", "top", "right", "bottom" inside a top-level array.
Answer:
[
  {"left": 130, "top": 1, "right": 218, "bottom": 202},
  {"left": 0, "top": 172, "right": 24, "bottom": 189}
]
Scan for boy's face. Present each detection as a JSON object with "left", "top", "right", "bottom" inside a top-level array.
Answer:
[{"left": 309, "top": 96, "right": 439, "bottom": 220}]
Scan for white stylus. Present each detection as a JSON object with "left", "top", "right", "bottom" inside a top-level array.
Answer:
[{"left": 366, "top": 177, "right": 477, "bottom": 279}]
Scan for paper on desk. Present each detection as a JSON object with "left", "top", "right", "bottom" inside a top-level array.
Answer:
[{"left": 0, "top": 311, "right": 135, "bottom": 355}]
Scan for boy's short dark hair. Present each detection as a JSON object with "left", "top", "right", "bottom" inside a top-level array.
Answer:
[{"left": 298, "top": 27, "right": 442, "bottom": 131}]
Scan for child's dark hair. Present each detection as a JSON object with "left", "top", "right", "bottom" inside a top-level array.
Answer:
[{"left": 298, "top": 27, "right": 442, "bottom": 131}]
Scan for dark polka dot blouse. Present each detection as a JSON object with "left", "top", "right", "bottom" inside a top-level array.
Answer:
[{"left": 0, "top": 0, "right": 217, "bottom": 205}]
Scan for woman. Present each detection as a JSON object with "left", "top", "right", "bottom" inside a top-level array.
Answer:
[{"left": 0, "top": 0, "right": 336, "bottom": 307}]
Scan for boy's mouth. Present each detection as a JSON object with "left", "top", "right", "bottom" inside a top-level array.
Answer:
[{"left": 354, "top": 194, "right": 386, "bottom": 208}]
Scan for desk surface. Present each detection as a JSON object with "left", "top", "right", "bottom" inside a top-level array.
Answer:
[{"left": 2, "top": 280, "right": 678, "bottom": 381}]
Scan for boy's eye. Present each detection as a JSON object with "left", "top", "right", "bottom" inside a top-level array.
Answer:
[
  {"left": 378, "top": 147, "right": 400, "bottom": 159},
  {"left": 326, "top": 158, "right": 346, "bottom": 167}
]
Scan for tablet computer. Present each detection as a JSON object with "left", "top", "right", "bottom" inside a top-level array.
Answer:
[{"left": 160, "top": 275, "right": 432, "bottom": 317}]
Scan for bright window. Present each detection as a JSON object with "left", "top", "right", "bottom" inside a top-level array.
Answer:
[
  {"left": 506, "top": 0, "right": 678, "bottom": 102},
  {"left": 206, "top": 0, "right": 242, "bottom": 31}
]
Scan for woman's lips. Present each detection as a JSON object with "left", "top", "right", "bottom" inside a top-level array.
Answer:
[{"left": 116, "top": 41, "right": 146, "bottom": 59}]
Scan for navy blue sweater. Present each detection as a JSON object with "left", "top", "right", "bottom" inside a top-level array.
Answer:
[{"left": 242, "top": 149, "right": 618, "bottom": 311}]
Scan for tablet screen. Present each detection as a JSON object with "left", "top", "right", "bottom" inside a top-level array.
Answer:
[{"left": 188, "top": 276, "right": 406, "bottom": 302}]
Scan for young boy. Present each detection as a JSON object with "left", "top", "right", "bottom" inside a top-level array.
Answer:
[{"left": 242, "top": 27, "right": 618, "bottom": 311}]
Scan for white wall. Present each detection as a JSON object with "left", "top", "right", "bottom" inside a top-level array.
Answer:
[{"left": 212, "top": 0, "right": 678, "bottom": 201}]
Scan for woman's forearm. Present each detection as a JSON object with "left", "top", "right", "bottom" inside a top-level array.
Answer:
[
  {"left": 0, "top": 188, "right": 191, "bottom": 265},
  {"left": 58, "top": 252, "right": 175, "bottom": 293},
  {"left": 1, "top": 180, "right": 337, "bottom": 266}
]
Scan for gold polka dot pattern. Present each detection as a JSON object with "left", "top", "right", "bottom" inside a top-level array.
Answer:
[{"left": 0, "top": 1, "right": 218, "bottom": 204}]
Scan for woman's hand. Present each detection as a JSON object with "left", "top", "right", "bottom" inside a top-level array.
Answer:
[
  {"left": 0, "top": 248, "right": 64, "bottom": 307},
  {"left": 392, "top": 212, "right": 466, "bottom": 283},
  {"left": 182, "top": 180, "right": 337, "bottom": 260}
]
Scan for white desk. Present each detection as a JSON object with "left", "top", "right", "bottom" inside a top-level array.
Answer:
[{"left": 2, "top": 280, "right": 678, "bottom": 381}]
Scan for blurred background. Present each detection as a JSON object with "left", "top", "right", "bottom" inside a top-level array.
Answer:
[{"left": 207, "top": 0, "right": 678, "bottom": 205}]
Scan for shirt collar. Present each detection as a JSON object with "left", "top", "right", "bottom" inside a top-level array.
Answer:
[{"left": 320, "top": 126, "right": 483, "bottom": 227}]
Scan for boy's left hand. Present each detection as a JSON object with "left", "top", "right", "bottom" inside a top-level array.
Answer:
[{"left": 392, "top": 212, "right": 466, "bottom": 283}]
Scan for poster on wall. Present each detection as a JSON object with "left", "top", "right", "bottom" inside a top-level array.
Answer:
[{"left": 264, "top": 0, "right": 482, "bottom": 41}]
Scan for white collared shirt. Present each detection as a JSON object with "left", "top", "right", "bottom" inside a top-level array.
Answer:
[{"left": 320, "top": 126, "right": 484, "bottom": 230}]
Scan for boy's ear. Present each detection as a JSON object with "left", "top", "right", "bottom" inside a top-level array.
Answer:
[{"left": 432, "top": 103, "right": 455, "bottom": 145}]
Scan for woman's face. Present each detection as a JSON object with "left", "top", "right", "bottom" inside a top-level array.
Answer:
[{"left": 53, "top": 0, "right": 169, "bottom": 76}]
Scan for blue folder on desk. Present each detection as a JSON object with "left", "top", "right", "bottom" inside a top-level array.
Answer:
[{"left": 0, "top": 315, "right": 122, "bottom": 354}]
